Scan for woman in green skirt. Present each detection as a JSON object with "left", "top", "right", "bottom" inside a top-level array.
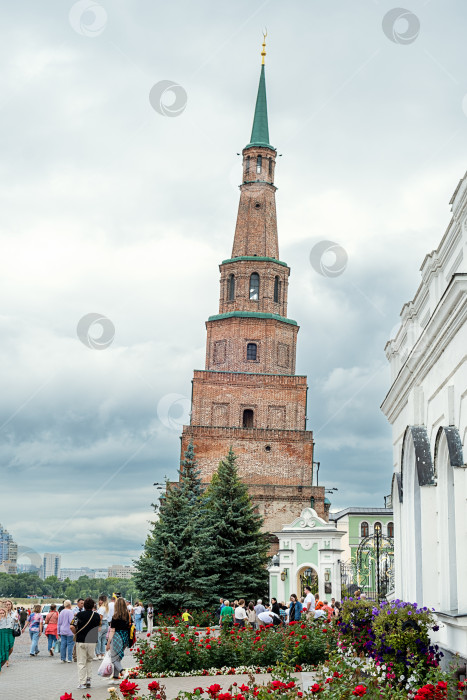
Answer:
[
  {"left": 0, "top": 607, "right": 11, "bottom": 673},
  {"left": 3, "top": 600, "right": 17, "bottom": 666}
]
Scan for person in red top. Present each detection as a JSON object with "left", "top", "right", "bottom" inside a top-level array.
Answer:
[
  {"left": 322, "top": 600, "right": 333, "bottom": 623},
  {"left": 44, "top": 604, "right": 59, "bottom": 656}
]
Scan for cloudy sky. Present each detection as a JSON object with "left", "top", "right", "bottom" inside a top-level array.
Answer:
[{"left": 1, "top": 0, "right": 467, "bottom": 569}]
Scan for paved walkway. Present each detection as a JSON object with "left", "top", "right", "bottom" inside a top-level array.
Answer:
[{"left": 0, "top": 632, "right": 315, "bottom": 699}]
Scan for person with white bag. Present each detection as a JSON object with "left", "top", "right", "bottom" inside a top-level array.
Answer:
[{"left": 105, "top": 597, "right": 131, "bottom": 685}]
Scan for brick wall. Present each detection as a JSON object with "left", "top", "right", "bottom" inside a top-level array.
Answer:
[
  {"left": 191, "top": 370, "right": 307, "bottom": 430},
  {"left": 205, "top": 317, "right": 298, "bottom": 374},
  {"left": 181, "top": 424, "right": 313, "bottom": 486}
]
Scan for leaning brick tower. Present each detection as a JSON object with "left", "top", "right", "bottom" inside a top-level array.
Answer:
[{"left": 181, "top": 42, "right": 327, "bottom": 538}]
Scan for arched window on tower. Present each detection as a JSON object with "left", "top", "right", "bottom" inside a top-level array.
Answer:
[
  {"left": 360, "top": 521, "right": 369, "bottom": 538},
  {"left": 243, "top": 409, "right": 254, "bottom": 428},
  {"left": 274, "top": 276, "right": 280, "bottom": 303},
  {"left": 268, "top": 157, "right": 272, "bottom": 176},
  {"left": 249, "top": 273, "right": 260, "bottom": 300},
  {"left": 246, "top": 156, "right": 250, "bottom": 176},
  {"left": 374, "top": 522, "right": 382, "bottom": 535},
  {"left": 228, "top": 274, "right": 235, "bottom": 301},
  {"left": 256, "top": 155, "right": 262, "bottom": 174},
  {"left": 247, "top": 343, "right": 257, "bottom": 360},
  {"left": 387, "top": 522, "right": 394, "bottom": 538}
]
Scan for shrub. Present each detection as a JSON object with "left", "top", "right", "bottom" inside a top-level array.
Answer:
[{"left": 133, "top": 620, "right": 336, "bottom": 675}]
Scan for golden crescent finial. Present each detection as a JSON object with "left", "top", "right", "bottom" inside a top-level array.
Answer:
[{"left": 261, "top": 28, "right": 267, "bottom": 65}]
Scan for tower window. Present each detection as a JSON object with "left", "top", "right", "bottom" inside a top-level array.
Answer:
[
  {"left": 247, "top": 342, "right": 257, "bottom": 360},
  {"left": 256, "top": 155, "right": 262, "bottom": 174},
  {"left": 228, "top": 274, "right": 235, "bottom": 301},
  {"left": 374, "top": 521, "right": 382, "bottom": 535},
  {"left": 274, "top": 276, "right": 280, "bottom": 303},
  {"left": 360, "top": 521, "right": 369, "bottom": 538},
  {"left": 268, "top": 158, "right": 272, "bottom": 176},
  {"left": 246, "top": 155, "right": 250, "bottom": 175},
  {"left": 387, "top": 521, "right": 394, "bottom": 537},
  {"left": 249, "top": 273, "right": 259, "bottom": 300},
  {"left": 243, "top": 409, "right": 254, "bottom": 428}
]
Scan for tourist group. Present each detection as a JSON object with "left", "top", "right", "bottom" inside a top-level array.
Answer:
[{"left": 0, "top": 595, "right": 153, "bottom": 690}]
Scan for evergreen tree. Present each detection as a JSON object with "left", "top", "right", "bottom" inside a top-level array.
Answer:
[
  {"left": 206, "top": 446, "right": 270, "bottom": 601},
  {"left": 134, "top": 441, "right": 219, "bottom": 612}
]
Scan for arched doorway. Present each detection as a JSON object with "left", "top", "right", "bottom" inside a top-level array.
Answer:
[{"left": 297, "top": 566, "right": 318, "bottom": 597}]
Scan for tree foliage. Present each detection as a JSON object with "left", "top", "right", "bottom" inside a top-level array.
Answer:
[
  {"left": 134, "top": 441, "right": 219, "bottom": 612},
  {"left": 205, "top": 446, "right": 270, "bottom": 601},
  {"left": 135, "top": 444, "right": 270, "bottom": 612},
  {"left": 0, "top": 573, "right": 138, "bottom": 601}
]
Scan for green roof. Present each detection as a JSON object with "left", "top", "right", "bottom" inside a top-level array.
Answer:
[
  {"left": 207, "top": 311, "right": 297, "bottom": 326},
  {"left": 221, "top": 256, "right": 288, "bottom": 268},
  {"left": 245, "top": 65, "right": 272, "bottom": 149}
]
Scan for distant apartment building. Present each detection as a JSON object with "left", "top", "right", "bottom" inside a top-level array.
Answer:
[
  {"left": 108, "top": 565, "right": 136, "bottom": 579},
  {"left": 0, "top": 524, "right": 18, "bottom": 574},
  {"left": 42, "top": 553, "right": 61, "bottom": 579}
]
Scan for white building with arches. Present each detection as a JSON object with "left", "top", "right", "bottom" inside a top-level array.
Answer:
[
  {"left": 381, "top": 171, "right": 467, "bottom": 660},
  {"left": 268, "top": 507, "right": 345, "bottom": 604}
]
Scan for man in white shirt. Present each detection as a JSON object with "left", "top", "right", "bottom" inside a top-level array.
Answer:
[
  {"left": 257, "top": 608, "right": 282, "bottom": 626},
  {"left": 303, "top": 586, "right": 314, "bottom": 620}
]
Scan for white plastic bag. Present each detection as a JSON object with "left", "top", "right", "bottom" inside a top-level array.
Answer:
[{"left": 97, "top": 650, "right": 114, "bottom": 677}]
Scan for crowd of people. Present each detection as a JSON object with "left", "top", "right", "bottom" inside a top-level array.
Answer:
[
  {"left": 0, "top": 595, "right": 153, "bottom": 690},
  {"left": 216, "top": 587, "right": 343, "bottom": 628}
]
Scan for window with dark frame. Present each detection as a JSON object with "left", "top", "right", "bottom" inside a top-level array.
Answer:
[
  {"left": 228, "top": 274, "right": 235, "bottom": 301},
  {"left": 360, "top": 521, "right": 369, "bottom": 538},
  {"left": 256, "top": 155, "right": 262, "bottom": 174},
  {"left": 246, "top": 155, "right": 250, "bottom": 175},
  {"left": 246, "top": 342, "right": 257, "bottom": 360},
  {"left": 387, "top": 522, "right": 394, "bottom": 537},
  {"left": 274, "top": 276, "right": 280, "bottom": 303},
  {"left": 249, "top": 272, "right": 259, "bottom": 300},
  {"left": 268, "top": 158, "right": 272, "bottom": 176}
]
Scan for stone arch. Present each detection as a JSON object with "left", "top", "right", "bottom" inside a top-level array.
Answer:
[
  {"left": 296, "top": 565, "right": 319, "bottom": 598},
  {"left": 401, "top": 426, "right": 425, "bottom": 603},
  {"left": 434, "top": 427, "right": 459, "bottom": 612}
]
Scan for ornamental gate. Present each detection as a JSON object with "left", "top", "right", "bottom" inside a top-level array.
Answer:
[{"left": 340, "top": 524, "right": 394, "bottom": 601}]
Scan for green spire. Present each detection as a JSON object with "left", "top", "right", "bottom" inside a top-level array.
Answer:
[{"left": 246, "top": 64, "right": 272, "bottom": 149}]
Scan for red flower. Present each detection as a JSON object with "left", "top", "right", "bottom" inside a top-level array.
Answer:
[
  {"left": 239, "top": 685, "right": 249, "bottom": 692},
  {"left": 60, "top": 695, "right": 74, "bottom": 700},
  {"left": 207, "top": 684, "right": 222, "bottom": 696},
  {"left": 119, "top": 679, "right": 140, "bottom": 697},
  {"left": 218, "top": 695, "right": 232, "bottom": 700},
  {"left": 310, "top": 683, "right": 323, "bottom": 694},
  {"left": 206, "top": 644, "right": 211, "bottom": 649},
  {"left": 148, "top": 681, "right": 160, "bottom": 691},
  {"left": 147, "top": 632, "right": 151, "bottom": 637},
  {"left": 352, "top": 686, "right": 367, "bottom": 697}
]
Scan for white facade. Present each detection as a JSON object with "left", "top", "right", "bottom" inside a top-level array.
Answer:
[
  {"left": 42, "top": 552, "right": 61, "bottom": 579},
  {"left": 269, "top": 508, "right": 344, "bottom": 604},
  {"left": 108, "top": 565, "right": 136, "bottom": 579},
  {"left": 381, "top": 171, "right": 467, "bottom": 660}
]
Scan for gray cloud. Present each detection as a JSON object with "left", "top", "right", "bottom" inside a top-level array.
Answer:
[{"left": 1, "top": 0, "right": 466, "bottom": 566}]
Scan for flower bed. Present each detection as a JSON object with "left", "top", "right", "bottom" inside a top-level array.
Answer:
[
  {"left": 126, "top": 663, "right": 316, "bottom": 679},
  {"left": 132, "top": 621, "right": 335, "bottom": 675},
  {"left": 338, "top": 598, "right": 443, "bottom": 688}
]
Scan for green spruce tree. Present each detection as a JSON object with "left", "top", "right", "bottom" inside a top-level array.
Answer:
[
  {"left": 134, "top": 441, "right": 219, "bottom": 612},
  {"left": 206, "top": 446, "right": 270, "bottom": 601}
]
